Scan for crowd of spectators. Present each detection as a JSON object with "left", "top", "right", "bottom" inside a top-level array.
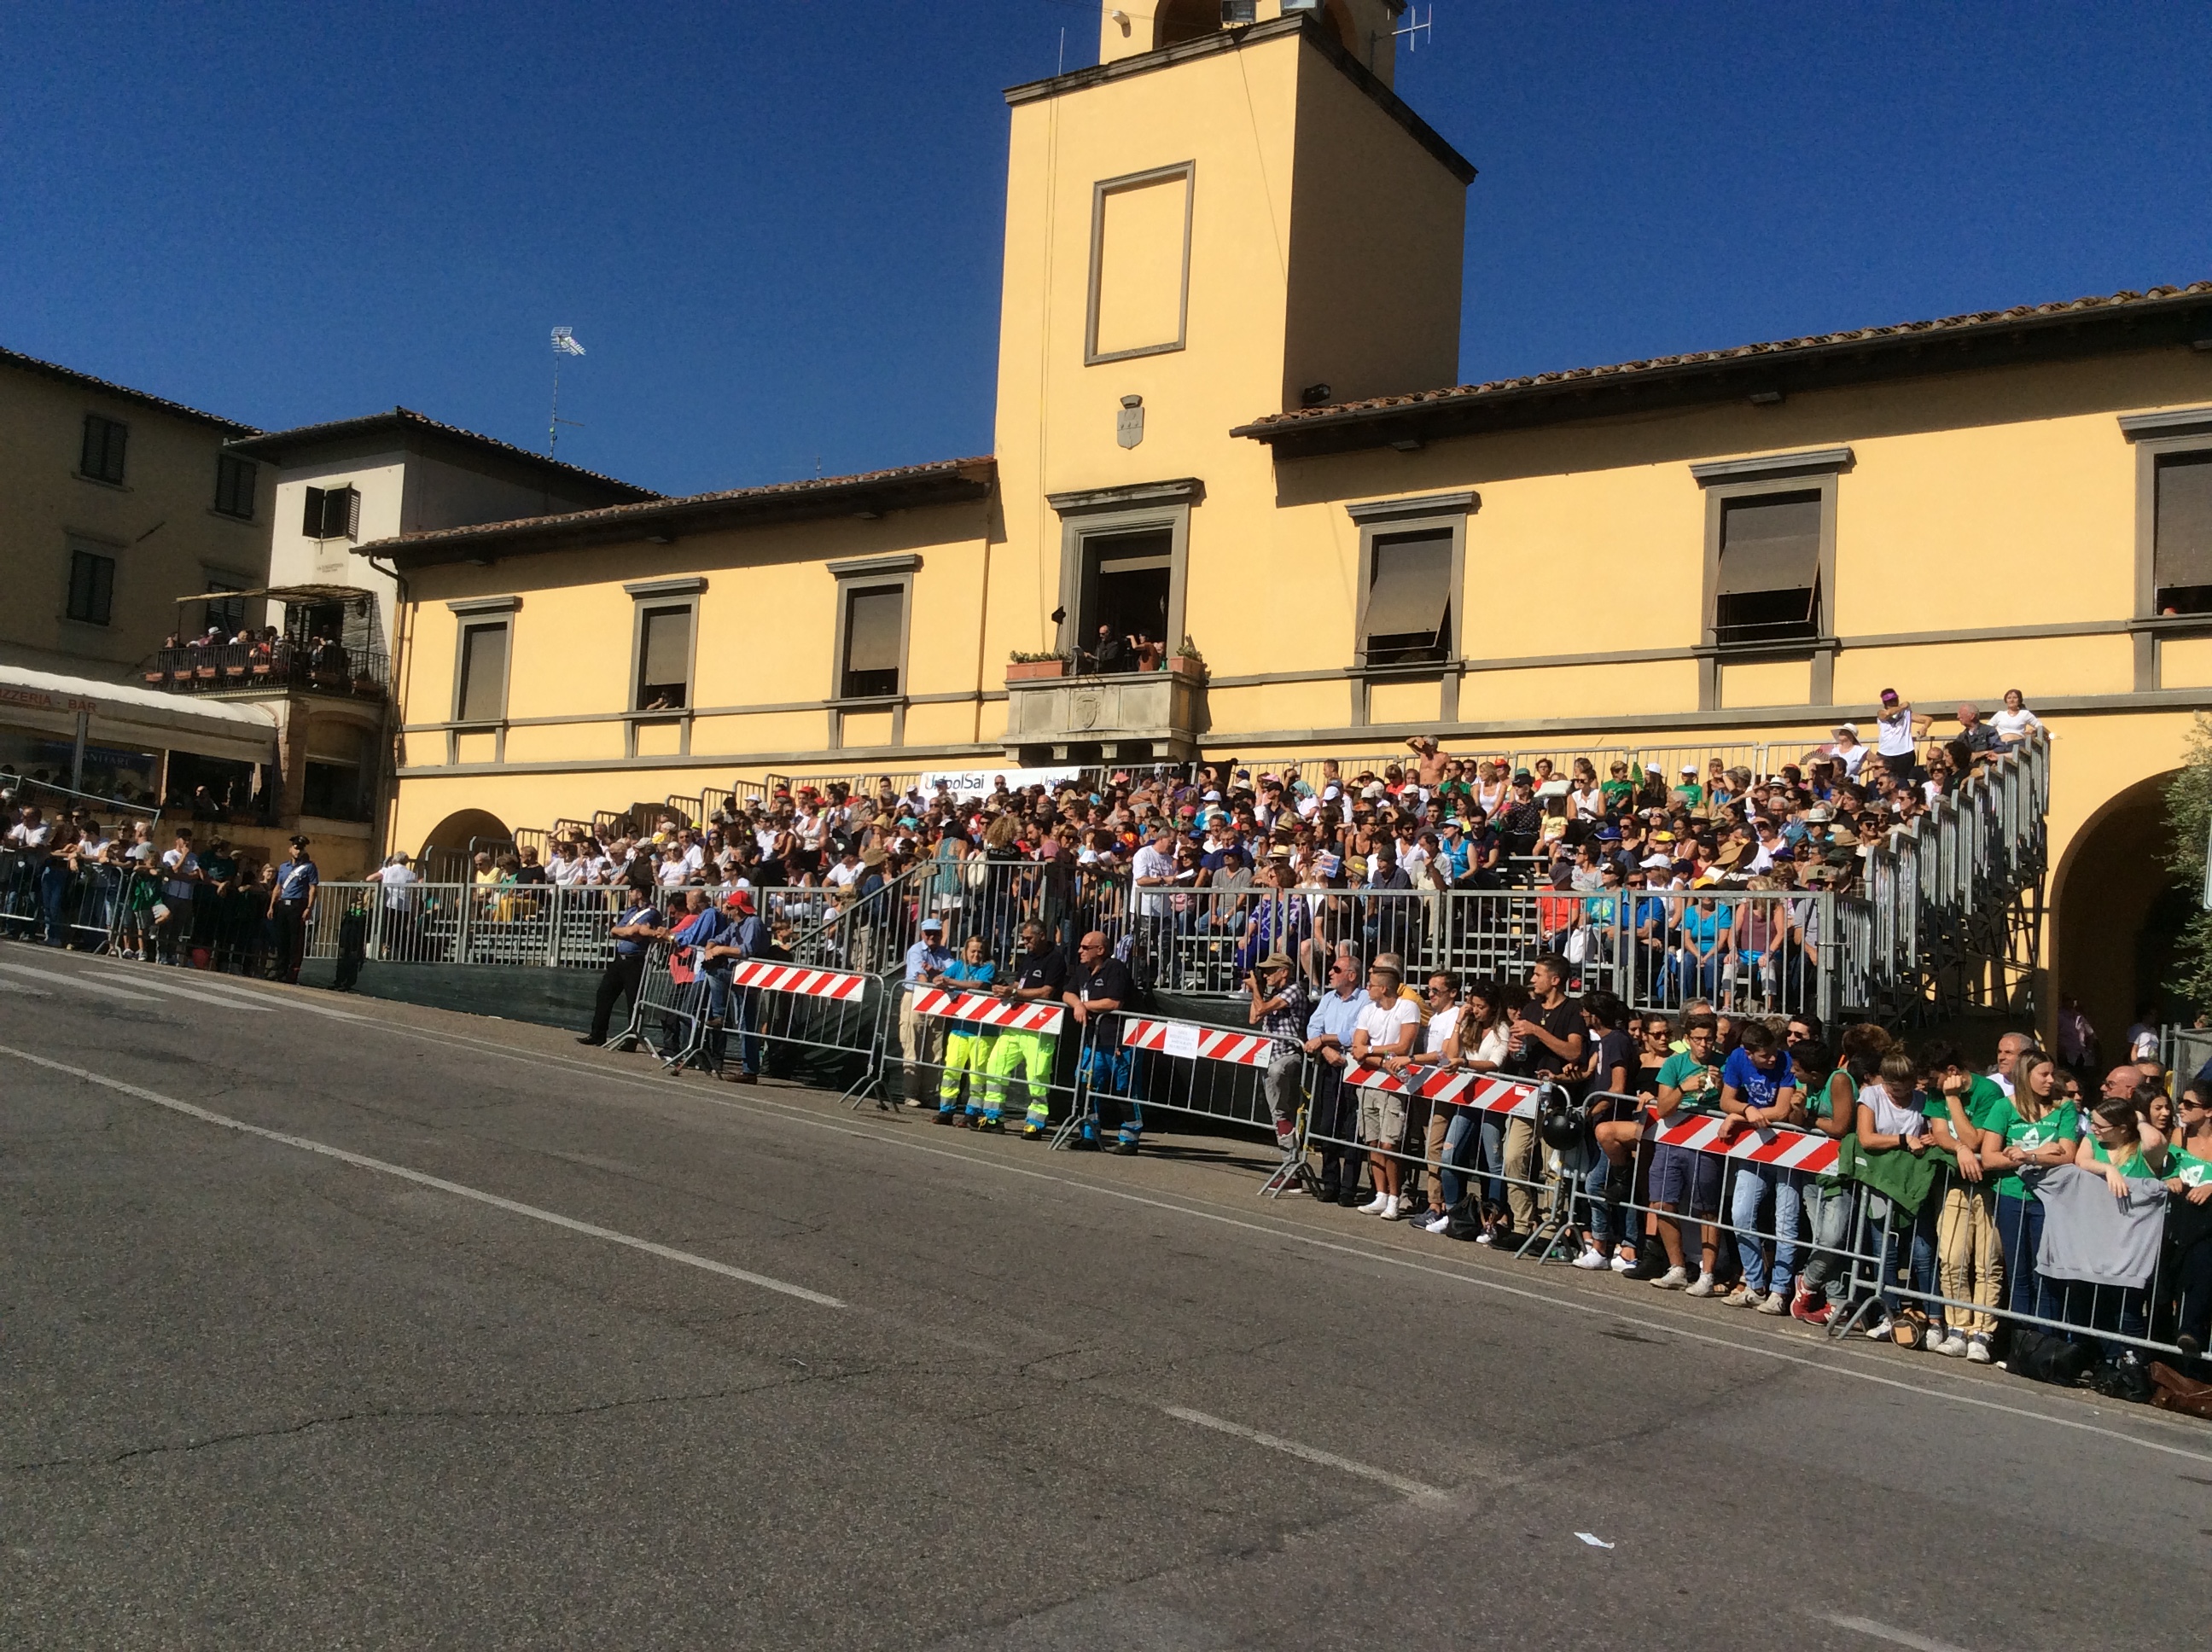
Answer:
[
  {"left": 1286, "top": 945, "right": 2207, "bottom": 1407},
  {"left": 3, "top": 794, "right": 322, "bottom": 981}
]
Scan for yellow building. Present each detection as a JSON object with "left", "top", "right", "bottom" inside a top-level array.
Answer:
[{"left": 364, "top": 3, "right": 2212, "bottom": 1042}]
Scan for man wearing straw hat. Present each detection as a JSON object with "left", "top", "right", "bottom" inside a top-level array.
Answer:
[{"left": 1247, "top": 949, "right": 1312, "bottom": 1153}]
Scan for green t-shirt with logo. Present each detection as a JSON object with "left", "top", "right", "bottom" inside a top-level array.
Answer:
[
  {"left": 1655, "top": 1050, "right": 1720, "bottom": 1117},
  {"left": 2168, "top": 1147, "right": 2212, "bottom": 1191},
  {"left": 1808, "top": 1068, "right": 1856, "bottom": 1190},
  {"left": 1985, "top": 1097, "right": 2079, "bottom": 1201}
]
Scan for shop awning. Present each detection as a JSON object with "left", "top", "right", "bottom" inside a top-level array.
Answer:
[{"left": 0, "top": 665, "right": 279, "bottom": 767}]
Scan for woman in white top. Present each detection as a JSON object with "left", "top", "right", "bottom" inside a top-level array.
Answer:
[
  {"left": 1472, "top": 761, "right": 1509, "bottom": 817},
  {"left": 1991, "top": 688, "right": 2043, "bottom": 749},
  {"left": 1852, "top": 1049, "right": 1936, "bottom": 1341},
  {"left": 1423, "top": 981, "right": 1510, "bottom": 1235}
]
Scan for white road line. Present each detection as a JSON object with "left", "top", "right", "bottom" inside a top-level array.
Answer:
[
  {"left": 62, "top": 969, "right": 276, "bottom": 1013},
  {"left": 1161, "top": 1405, "right": 1447, "bottom": 1504},
  {"left": 0, "top": 975, "right": 51, "bottom": 996},
  {"left": 0, "top": 1044, "right": 847, "bottom": 1311},
  {"left": 75, "top": 964, "right": 372, "bottom": 1021},
  {"left": 1820, "top": 1615, "right": 1972, "bottom": 1652},
  {"left": 0, "top": 961, "right": 159, "bottom": 1002}
]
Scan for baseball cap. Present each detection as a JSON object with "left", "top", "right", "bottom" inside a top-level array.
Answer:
[
  {"left": 1880, "top": 688, "right": 1900, "bottom": 704},
  {"left": 920, "top": 916, "right": 944, "bottom": 931},
  {"left": 1832, "top": 722, "right": 1859, "bottom": 737}
]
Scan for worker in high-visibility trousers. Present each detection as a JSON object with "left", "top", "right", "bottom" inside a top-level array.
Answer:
[
  {"left": 935, "top": 934, "right": 1000, "bottom": 1128},
  {"left": 986, "top": 921, "right": 1068, "bottom": 1138}
]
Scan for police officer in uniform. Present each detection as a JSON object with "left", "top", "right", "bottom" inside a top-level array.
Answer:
[{"left": 272, "top": 835, "right": 318, "bottom": 983}]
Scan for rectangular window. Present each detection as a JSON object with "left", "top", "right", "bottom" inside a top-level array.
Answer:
[
  {"left": 66, "top": 550, "right": 115, "bottom": 626},
  {"left": 1361, "top": 530, "right": 1453, "bottom": 666},
  {"left": 2153, "top": 451, "right": 2212, "bottom": 615},
  {"left": 456, "top": 621, "right": 510, "bottom": 723},
  {"left": 635, "top": 604, "right": 693, "bottom": 710},
  {"left": 302, "top": 484, "right": 360, "bottom": 540},
  {"left": 301, "top": 760, "right": 364, "bottom": 820},
  {"left": 840, "top": 585, "right": 905, "bottom": 699},
  {"left": 79, "top": 414, "right": 128, "bottom": 484},
  {"left": 213, "top": 453, "right": 257, "bottom": 519},
  {"left": 204, "top": 579, "right": 246, "bottom": 637},
  {"left": 1713, "top": 491, "right": 1822, "bottom": 648}
]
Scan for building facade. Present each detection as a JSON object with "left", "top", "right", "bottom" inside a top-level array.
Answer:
[{"left": 364, "top": 3, "right": 2212, "bottom": 1043}]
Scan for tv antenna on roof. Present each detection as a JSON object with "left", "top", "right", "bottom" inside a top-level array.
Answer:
[
  {"left": 548, "top": 326, "right": 585, "bottom": 457},
  {"left": 1394, "top": 4, "right": 1433, "bottom": 53}
]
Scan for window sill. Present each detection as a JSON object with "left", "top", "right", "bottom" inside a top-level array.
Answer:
[
  {"left": 1696, "top": 635, "right": 1837, "bottom": 662},
  {"left": 1343, "top": 658, "right": 1457, "bottom": 680},
  {"left": 73, "top": 473, "right": 131, "bottom": 492},
  {"left": 207, "top": 507, "right": 258, "bottom": 525},
  {"left": 2131, "top": 613, "right": 2212, "bottom": 634},
  {"left": 55, "top": 614, "right": 114, "bottom": 631},
  {"left": 826, "top": 693, "right": 907, "bottom": 711}
]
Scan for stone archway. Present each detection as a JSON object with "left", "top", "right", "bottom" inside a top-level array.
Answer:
[
  {"left": 2050, "top": 770, "right": 2184, "bottom": 1060},
  {"left": 420, "top": 807, "right": 510, "bottom": 863}
]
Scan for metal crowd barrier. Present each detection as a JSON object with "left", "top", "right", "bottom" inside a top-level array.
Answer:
[
  {"left": 897, "top": 981, "right": 1078, "bottom": 1136},
  {"left": 1070, "top": 1011, "right": 1295, "bottom": 1164}
]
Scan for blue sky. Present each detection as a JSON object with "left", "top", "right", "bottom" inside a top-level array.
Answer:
[{"left": 3, "top": 3, "right": 2206, "bottom": 497}]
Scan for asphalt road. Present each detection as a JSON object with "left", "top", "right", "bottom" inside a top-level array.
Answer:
[{"left": 1, "top": 945, "right": 2207, "bottom": 1650}]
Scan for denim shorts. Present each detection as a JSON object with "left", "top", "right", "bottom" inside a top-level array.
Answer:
[{"left": 1650, "top": 1142, "right": 1723, "bottom": 1216}]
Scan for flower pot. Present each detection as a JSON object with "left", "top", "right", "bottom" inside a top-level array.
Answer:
[
  {"left": 1006, "top": 659, "right": 1068, "bottom": 682},
  {"left": 1167, "top": 654, "right": 1207, "bottom": 681}
]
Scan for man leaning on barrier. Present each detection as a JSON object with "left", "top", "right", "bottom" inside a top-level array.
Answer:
[
  {"left": 1066, "top": 930, "right": 1138, "bottom": 1154},
  {"left": 696, "top": 888, "right": 771, "bottom": 1083},
  {"left": 579, "top": 873, "right": 666, "bottom": 1049},
  {"left": 986, "top": 921, "right": 1068, "bottom": 1140},
  {"left": 1303, "top": 951, "right": 1371, "bottom": 1207},
  {"left": 898, "top": 916, "right": 955, "bottom": 1108},
  {"left": 1247, "top": 948, "right": 1312, "bottom": 1153}
]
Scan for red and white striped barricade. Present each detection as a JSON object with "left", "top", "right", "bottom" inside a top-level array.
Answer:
[
  {"left": 898, "top": 984, "right": 1074, "bottom": 1131},
  {"left": 640, "top": 947, "right": 882, "bottom": 1099},
  {"left": 1313, "top": 1062, "right": 1553, "bottom": 1221},
  {"left": 1639, "top": 1110, "right": 1841, "bottom": 1173}
]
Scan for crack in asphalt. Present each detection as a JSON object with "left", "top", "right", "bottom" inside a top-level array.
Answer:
[{"left": 2, "top": 1363, "right": 898, "bottom": 1475}]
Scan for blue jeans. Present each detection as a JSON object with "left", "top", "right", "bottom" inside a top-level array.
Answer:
[
  {"left": 1800, "top": 1181, "right": 1857, "bottom": 1308},
  {"left": 39, "top": 862, "right": 71, "bottom": 945},
  {"left": 1993, "top": 1192, "right": 2048, "bottom": 1322},
  {"left": 1079, "top": 1041, "right": 1138, "bottom": 1143},
  {"left": 1438, "top": 1109, "right": 1481, "bottom": 1209},
  {"left": 1730, "top": 1163, "right": 1803, "bottom": 1294},
  {"left": 1868, "top": 1192, "right": 1939, "bottom": 1320},
  {"left": 1583, "top": 1151, "right": 1627, "bottom": 1251}
]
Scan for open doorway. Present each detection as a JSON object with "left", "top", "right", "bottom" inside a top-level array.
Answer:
[{"left": 1076, "top": 529, "right": 1172, "bottom": 672}]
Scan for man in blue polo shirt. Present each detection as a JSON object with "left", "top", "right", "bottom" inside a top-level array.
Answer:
[
  {"left": 272, "top": 835, "right": 318, "bottom": 982},
  {"left": 580, "top": 874, "right": 665, "bottom": 1048}
]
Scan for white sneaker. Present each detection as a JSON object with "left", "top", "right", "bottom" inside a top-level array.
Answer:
[
  {"left": 1610, "top": 1252, "right": 1635, "bottom": 1273},
  {"left": 1420, "top": 1211, "right": 1451, "bottom": 1234},
  {"left": 1359, "top": 1193, "right": 1389, "bottom": 1214},
  {"left": 1932, "top": 1330, "right": 1968, "bottom": 1358},
  {"left": 1572, "top": 1247, "right": 1608, "bottom": 1270},
  {"left": 1725, "top": 1285, "right": 1755, "bottom": 1307},
  {"left": 1755, "top": 1291, "right": 1786, "bottom": 1315},
  {"left": 1652, "top": 1266, "right": 1690, "bottom": 1290},
  {"left": 1966, "top": 1334, "right": 1994, "bottom": 1364},
  {"left": 1474, "top": 1230, "right": 1493, "bottom": 1246},
  {"left": 1380, "top": 1196, "right": 1404, "bottom": 1220},
  {"left": 1866, "top": 1318, "right": 1895, "bottom": 1341},
  {"left": 1685, "top": 1275, "right": 1717, "bottom": 1298}
]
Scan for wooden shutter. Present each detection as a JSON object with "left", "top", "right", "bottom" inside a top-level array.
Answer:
[
  {"left": 1364, "top": 532, "right": 1452, "bottom": 645},
  {"left": 457, "top": 623, "right": 509, "bottom": 723},
  {"left": 1715, "top": 493, "right": 1821, "bottom": 595},
  {"left": 2156, "top": 452, "right": 2212, "bottom": 591},
  {"left": 844, "top": 587, "right": 905, "bottom": 678},
  {"left": 637, "top": 607, "right": 692, "bottom": 705}
]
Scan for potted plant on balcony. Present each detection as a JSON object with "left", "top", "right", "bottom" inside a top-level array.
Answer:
[
  {"left": 1007, "top": 649, "right": 1068, "bottom": 683},
  {"left": 1168, "top": 635, "right": 1208, "bottom": 681}
]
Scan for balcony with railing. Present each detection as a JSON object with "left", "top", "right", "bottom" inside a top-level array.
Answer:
[
  {"left": 143, "top": 639, "right": 390, "bottom": 701},
  {"left": 1001, "top": 656, "right": 1206, "bottom": 765}
]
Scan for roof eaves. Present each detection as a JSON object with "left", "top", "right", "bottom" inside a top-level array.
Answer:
[
  {"left": 359, "top": 457, "right": 998, "bottom": 567},
  {"left": 1234, "top": 281, "right": 2212, "bottom": 449},
  {"left": 0, "top": 344, "right": 259, "bottom": 435},
  {"left": 225, "top": 407, "right": 659, "bottom": 499}
]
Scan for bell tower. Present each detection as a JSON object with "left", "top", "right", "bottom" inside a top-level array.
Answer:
[{"left": 987, "top": 1, "right": 1470, "bottom": 671}]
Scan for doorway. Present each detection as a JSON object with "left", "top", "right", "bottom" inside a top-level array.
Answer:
[{"left": 1077, "top": 528, "right": 1172, "bottom": 667}]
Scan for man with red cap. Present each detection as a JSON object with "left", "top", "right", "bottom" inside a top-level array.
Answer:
[{"left": 696, "top": 887, "right": 772, "bottom": 1081}]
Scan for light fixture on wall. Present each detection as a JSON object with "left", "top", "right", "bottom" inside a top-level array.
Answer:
[
  {"left": 1109, "top": 8, "right": 1130, "bottom": 33},
  {"left": 1301, "top": 382, "right": 1333, "bottom": 406}
]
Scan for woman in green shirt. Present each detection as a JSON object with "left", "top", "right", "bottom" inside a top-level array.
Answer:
[
  {"left": 1978, "top": 1050, "right": 2078, "bottom": 1324},
  {"left": 2165, "top": 1085, "right": 2212, "bottom": 1358}
]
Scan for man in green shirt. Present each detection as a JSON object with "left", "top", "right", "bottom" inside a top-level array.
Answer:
[
  {"left": 1924, "top": 1043, "right": 2012, "bottom": 1361},
  {"left": 1649, "top": 1012, "right": 1725, "bottom": 1292}
]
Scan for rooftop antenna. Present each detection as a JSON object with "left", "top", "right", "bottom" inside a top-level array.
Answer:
[
  {"left": 1394, "top": 3, "right": 1433, "bottom": 55},
  {"left": 549, "top": 326, "right": 585, "bottom": 457}
]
